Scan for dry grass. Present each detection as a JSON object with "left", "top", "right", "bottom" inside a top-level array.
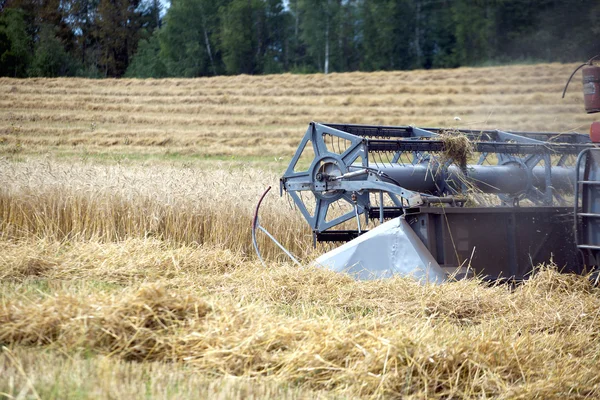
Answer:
[
  {"left": 439, "top": 130, "right": 474, "bottom": 170},
  {"left": 0, "top": 63, "right": 597, "bottom": 161},
  {"left": 0, "top": 159, "right": 315, "bottom": 260},
  {"left": 1, "top": 238, "right": 600, "bottom": 398},
  {"left": 1, "top": 63, "right": 599, "bottom": 398},
  {"left": 0, "top": 347, "right": 325, "bottom": 399}
]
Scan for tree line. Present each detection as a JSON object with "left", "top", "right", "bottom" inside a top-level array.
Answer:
[{"left": 1, "top": 0, "right": 599, "bottom": 78}]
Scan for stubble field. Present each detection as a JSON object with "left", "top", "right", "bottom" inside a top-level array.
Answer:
[{"left": 1, "top": 63, "right": 600, "bottom": 399}]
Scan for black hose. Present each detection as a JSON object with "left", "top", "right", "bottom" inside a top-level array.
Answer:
[
  {"left": 364, "top": 166, "right": 404, "bottom": 187},
  {"left": 562, "top": 53, "right": 600, "bottom": 99},
  {"left": 562, "top": 63, "right": 587, "bottom": 99}
]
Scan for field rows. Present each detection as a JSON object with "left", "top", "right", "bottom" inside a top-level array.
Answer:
[
  {"left": 1, "top": 82, "right": 576, "bottom": 96},
  {"left": 1, "top": 101, "right": 588, "bottom": 119},
  {"left": 1, "top": 63, "right": 597, "bottom": 160}
]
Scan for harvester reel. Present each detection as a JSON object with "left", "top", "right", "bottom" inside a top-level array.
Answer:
[{"left": 282, "top": 122, "right": 417, "bottom": 231}]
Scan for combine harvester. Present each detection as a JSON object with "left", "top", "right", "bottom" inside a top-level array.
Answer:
[{"left": 276, "top": 63, "right": 600, "bottom": 283}]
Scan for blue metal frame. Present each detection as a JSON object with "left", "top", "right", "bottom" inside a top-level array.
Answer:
[{"left": 282, "top": 122, "right": 594, "bottom": 233}]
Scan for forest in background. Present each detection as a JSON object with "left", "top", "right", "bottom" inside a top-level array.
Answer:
[{"left": 1, "top": 0, "right": 599, "bottom": 79}]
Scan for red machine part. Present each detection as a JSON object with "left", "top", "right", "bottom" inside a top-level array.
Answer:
[
  {"left": 583, "top": 65, "right": 600, "bottom": 113},
  {"left": 591, "top": 121, "right": 600, "bottom": 143}
]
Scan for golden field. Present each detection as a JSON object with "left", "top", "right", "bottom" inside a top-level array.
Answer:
[
  {"left": 1, "top": 63, "right": 600, "bottom": 399},
  {"left": 1, "top": 63, "right": 597, "bottom": 160}
]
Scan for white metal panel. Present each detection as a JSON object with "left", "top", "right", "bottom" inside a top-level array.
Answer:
[{"left": 314, "top": 217, "right": 446, "bottom": 284}]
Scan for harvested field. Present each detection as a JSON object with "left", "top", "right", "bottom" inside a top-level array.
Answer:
[
  {"left": 0, "top": 63, "right": 596, "bottom": 161},
  {"left": 1, "top": 63, "right": 600, "bottom": 399}
]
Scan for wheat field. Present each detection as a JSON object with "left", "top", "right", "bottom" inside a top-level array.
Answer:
[{"left": 1, "top": 63, "right": 600, "bottom": 399}]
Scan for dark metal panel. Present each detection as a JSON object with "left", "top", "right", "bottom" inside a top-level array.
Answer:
[
  {"left": 316, "top": 230, "right": 367, "bottom": 242},
  {"left": 367, "top": 139, "right": 595, "bottom": 155},
  {"left": 405, "top": 207, "right": 580, "bottom": 280},
  {"left": 317, "top": 206, "right": 581, "bottom": 279},
  {"left": 323, "top": 123, "right": 592, "bottom": 144}
]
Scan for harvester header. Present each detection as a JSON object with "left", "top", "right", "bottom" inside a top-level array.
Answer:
[{"left": 280, "top": 122, "right": 600, "bottom": 282}]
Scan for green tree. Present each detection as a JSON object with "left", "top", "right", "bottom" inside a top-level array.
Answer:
[
  {"left": 64, "top": 0, "right": 100, "bottom": 70},
  {"left": 125, "top": 31, "right": 167, "bottom": 77},
  {"left": 220, "top": 0, "right": 258, "bottom": 74},
  {"left": 360, "top": 0, "right": 397, "bottom": 71},
  {"left": 0, "top": 8, "right": 31, "bottom": 77},
  {"left": 337, "top": 0, "right": 360, "bottom": 72},
  {"left": 218, "top": 0, "right": 288, "bottom": 75},
  {"left": 298, "top": 0, "right": 341, "bottom": 74},
  {"left": 7, "top": 0, "right": 77, "bottom": 56},
  {"left": 286, "top": 0, "right": 307, "bottom": 71},
  {"left": 421, "top": 1, "right": 458, "bottom": 69},
  {"left": 142, "top": 0, "right": 162, "bottom": 31},
  {"left": 451, "top": 0, "right": 494, "bottom": 65},
  {"left": 261, "top": 0, "right": 289, "bottom": 73},
  {"left": 6, "top": 0, "right": 600, "bottom": 78},
  {"left": 359, "top": 0, "right": 417, "bottom": 71},
  {"left": 97, "top": 0, "right": 143, "bottom": 76},
  {"left": 159, "top": 0, "right": 221, "bottom": 77},
  {"left": 28, "top": 24, "right": 79, "bottom": 76}
]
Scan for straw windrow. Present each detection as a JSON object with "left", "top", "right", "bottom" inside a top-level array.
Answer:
[
  {"left": 1, "top": 246, "right": 600, "bottom": 398},
  {"left": 439, "top": 129, "right": 474, "bottom": 171}
]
